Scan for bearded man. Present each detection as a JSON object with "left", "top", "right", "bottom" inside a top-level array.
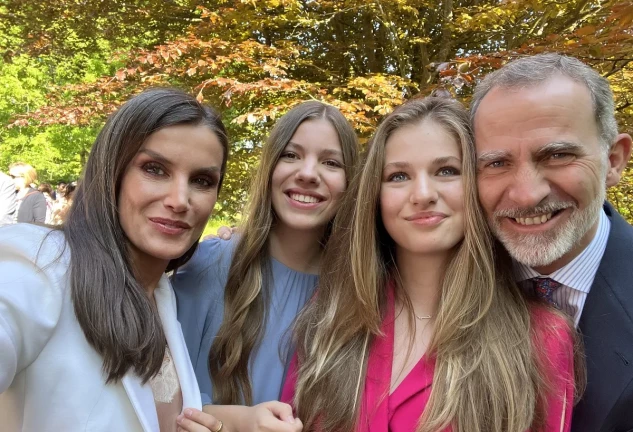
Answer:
[{"left": 472, "top": 53, "right": 633, "bottom": 432}]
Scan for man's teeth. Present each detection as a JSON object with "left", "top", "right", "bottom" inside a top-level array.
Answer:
[
  {"left": 514, "top": 213, "right": 553, "bottom": 226},
  {"left": 290, "top": 193, "right": 320, "bottom": 203}
]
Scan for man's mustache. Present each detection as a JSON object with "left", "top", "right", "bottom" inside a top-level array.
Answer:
[{"left": 493, "top": 201, "right": 576, "bottom": 219}]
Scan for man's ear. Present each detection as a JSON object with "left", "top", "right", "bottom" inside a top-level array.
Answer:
[{"left": 606, "top": 133, "right": 632, "bottom": 188}]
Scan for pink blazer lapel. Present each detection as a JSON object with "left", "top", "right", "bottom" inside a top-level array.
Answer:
[{"left": 358, "top": 283, "right": 397, "bottom": 432}]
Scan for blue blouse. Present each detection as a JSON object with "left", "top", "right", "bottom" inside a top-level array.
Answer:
[{"left": 172, "top": 237, "right": 318, "bottom": 405}]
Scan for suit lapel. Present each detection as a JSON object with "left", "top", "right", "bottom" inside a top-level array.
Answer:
[
  {"left": 120, "top": 275, "right": 202, "bottom": 432},
  {"left": 155, "top": 276, "right": 203, "bottom": 411},
  {"left": 572, "top": 204, "right": 633, "bottom": 431},
  {"left": 122, "top": 373, "right": 159, "bottom": 432}
]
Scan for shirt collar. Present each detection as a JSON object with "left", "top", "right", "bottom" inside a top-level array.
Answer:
[{"left": 514, "top": 208, "right": 610, "bottom": 294}]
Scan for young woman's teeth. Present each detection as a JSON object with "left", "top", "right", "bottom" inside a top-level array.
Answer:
[
  {"left": 290, "top": 193, "right": 320, "bottom": 203},
  {"left": 514, "top": 213, "right": 553, "bottom": 225}
]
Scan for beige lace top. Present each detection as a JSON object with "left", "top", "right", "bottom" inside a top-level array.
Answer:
[{"left": 151, "top": 346, "right": 183, "bottom": 432}]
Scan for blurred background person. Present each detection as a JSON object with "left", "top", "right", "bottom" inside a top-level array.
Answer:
[
  {"left": 56, "top": 181, "right": 67, "bottom": 202},
  {"left": 8, "top": 162, "right": 46, "bottom": 224},
  {"left": 37, "top": 183, "right": 56, "bottom": 224},
  {"left": 0, "top": 170, "right": 17, "bottom": 225},
  {"left": 52, "top": 181, "right": 77, "bottom": 224}
]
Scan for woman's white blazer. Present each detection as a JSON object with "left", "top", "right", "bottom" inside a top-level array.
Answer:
[{"left": 0, "top": 224, "right": 202, "bottom": 431}]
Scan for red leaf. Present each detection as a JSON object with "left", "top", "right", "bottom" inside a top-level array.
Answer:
[{"left": 575, "top": 25, "right": 596, "bottom": 37}]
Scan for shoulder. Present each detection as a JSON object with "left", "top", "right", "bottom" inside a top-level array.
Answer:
[
  {"left": 598, "top": 204, "right": 633, "bottom": 296},
  {"left": 171, "top": 236, "right": 237, "bottom": 294},
  {"left": 180, "top": 236, "right": 237, "bottom": 275},
  {"left": 0, "top": 223, "right": 68, "bottom": 267},
  {"left": 604, "top": 202, "right": 633, "bottom": 241},
  {"left": 24, "top": 189, "right": 45, "bottom": 202},
  {"left": 197, "top": 235, "right": 239, "bottom": 263}
]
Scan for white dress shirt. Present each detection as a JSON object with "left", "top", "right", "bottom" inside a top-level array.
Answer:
[{"left": 514, "top": 209, "right": 610, "bottom": 327}]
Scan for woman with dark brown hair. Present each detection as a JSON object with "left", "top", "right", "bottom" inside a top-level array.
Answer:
[{"left": 0, "top": 88, "right": 229, "bottom": 432}]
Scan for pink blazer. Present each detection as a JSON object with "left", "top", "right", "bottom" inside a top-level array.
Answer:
[{"left": 282, "top": 283, "right": 575, "bottom": 431}]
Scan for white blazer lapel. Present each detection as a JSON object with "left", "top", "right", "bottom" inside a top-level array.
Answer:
[
  {"left": 122, "top": 372, "right": 159, "bottom": 432},
  {"left": 155, "top": 276, "right": 203, "bottom": 411}
]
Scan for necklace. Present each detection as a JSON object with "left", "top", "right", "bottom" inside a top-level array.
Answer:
[{"left": 414, "top": 312, "right": 432, "bottom": 320}]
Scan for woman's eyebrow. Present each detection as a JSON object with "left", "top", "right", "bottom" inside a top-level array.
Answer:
[
  {"left": 191, "top": 166, "right": 222, "bottom": 177},
  {"left": 383, "top": 161, "right": 412, "bottom": 170},
  {"left": 433, "top": 156, "right": 461, "bottom": 166},
  {"left": 320, "top": 148, "right": 343, "bottom": 158},
  {"left": 139, "top": 149, "right": 172, "bottom": 165}
]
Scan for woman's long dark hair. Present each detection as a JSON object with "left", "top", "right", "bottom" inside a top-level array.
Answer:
[{"left": 63, "top": 88, "right": 229, "bottom": 383}]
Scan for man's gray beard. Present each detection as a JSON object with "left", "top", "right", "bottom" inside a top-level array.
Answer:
[{"left": 490, "top": 188, "right": 606, "bottom": 268}]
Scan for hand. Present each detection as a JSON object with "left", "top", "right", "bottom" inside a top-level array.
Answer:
[
  {"left": 177, "top": 408, "right": 225, "bottom": 432},
  {"left": 202, "top": 226, "right": 236, "bottom": 242},
  {"left": 237, "top": 401, "right": 303, "bottom": 432}
]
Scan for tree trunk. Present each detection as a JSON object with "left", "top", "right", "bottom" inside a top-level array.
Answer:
[{"left": 437, "top": 0, "right": 453, "bottom": 62}]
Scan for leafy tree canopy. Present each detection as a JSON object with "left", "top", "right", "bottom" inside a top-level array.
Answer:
[{"left": 2, "top": 0, "right": 632, "bottom": 221}]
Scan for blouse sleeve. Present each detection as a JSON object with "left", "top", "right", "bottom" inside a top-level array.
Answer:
[
  {"left": 172, "top": 237, "right": 235, "bottom": 403},
  {"left": 0, "top": 225, "right": 65, "bottom": 392},
  {"left": 533, "top": 308, "right": 575, "bottom": 432}
]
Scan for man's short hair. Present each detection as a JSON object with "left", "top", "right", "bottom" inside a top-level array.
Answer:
[{"left": 470, "top": 53, "right": 618, "bottom": 150}]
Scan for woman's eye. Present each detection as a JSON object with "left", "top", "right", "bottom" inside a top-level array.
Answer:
[
  {"left": 281, "top": 152, "right": 298, "bottom": 160},
  {"left": 143, "top": 163, "right": 165, "bottom": 176},
  {"left": 387, "top": 172, "right": 408, "bottom": 182},
  {"left": 438, "top": 166, "right": 460, "bottom": 176},
  {"left": 192, "top": 177, "right": 216, "bottom": 188},
  {"left": 324, "top": 159, "right": 343, "bottom": 168}
]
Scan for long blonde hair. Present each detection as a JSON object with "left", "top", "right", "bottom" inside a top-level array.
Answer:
[
  {"left": 292, "top": 97, "right": 571, "bottom": 431},
  {"left": 209, "top": 101, "right": 359, "bottom": 405}
]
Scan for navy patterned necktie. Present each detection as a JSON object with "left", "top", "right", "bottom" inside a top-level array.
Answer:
[{"left": 531, "top": 277, "right": 562, "bottom": 309}]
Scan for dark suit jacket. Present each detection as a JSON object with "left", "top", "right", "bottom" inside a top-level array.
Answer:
[{"left": 572, "top": 202, "right": 633, "bottom": 432}]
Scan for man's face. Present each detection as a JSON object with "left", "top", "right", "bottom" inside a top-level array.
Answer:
[{"left": 474, "top": 75, "right": 609, "bottom": 274}]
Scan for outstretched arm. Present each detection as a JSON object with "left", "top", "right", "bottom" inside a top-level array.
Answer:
[{"left": 0, "top": 229, "right": 64, "bottom": 392}]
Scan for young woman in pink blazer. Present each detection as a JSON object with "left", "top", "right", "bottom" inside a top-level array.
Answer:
[{"left": 282, "top": 97, "right": 583, "bottom": 432}]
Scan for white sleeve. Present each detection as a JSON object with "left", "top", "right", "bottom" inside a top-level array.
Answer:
[{"left": 0, "top": 226, "right": 65, "bottom": 393}]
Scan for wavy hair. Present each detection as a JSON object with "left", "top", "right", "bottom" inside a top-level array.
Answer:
[
  {"left": 292, "top": 97, "right": 578, "bottom": 431},
  {"left": 62, "top": 88, "right": 229, "bottom": 383},
  {"left": 209, "top": 101, "right": 359, "bottom": 405}
]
